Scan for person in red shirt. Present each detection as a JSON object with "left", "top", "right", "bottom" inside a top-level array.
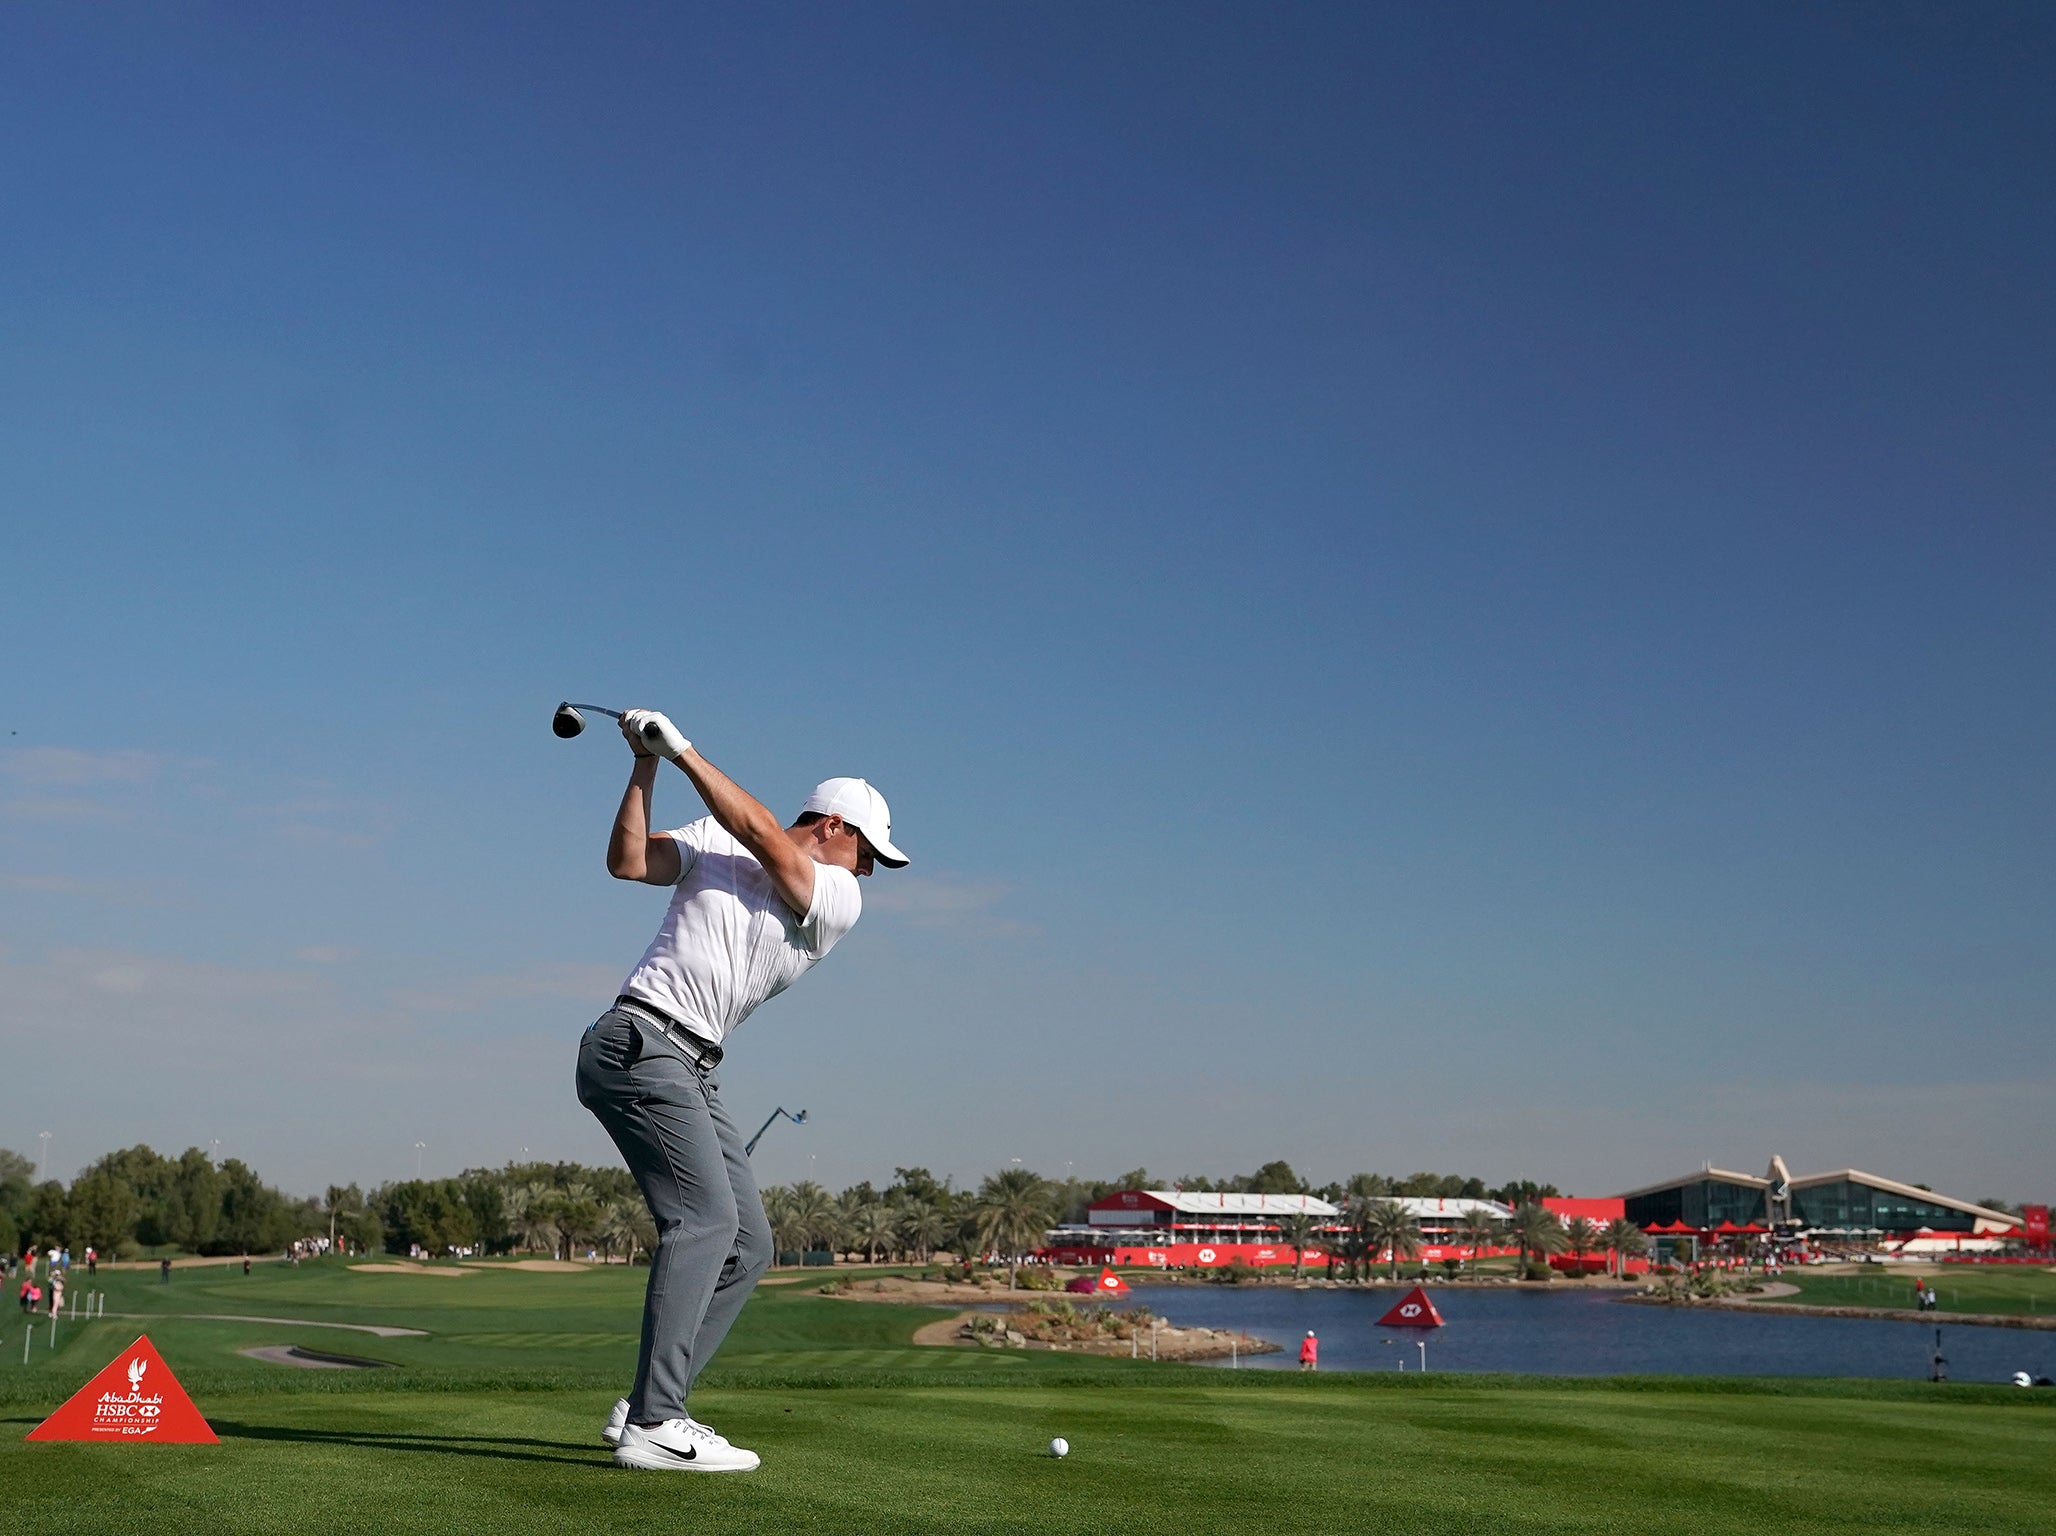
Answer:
[{"left": 1299, "top": 1331, "right": 1318, "bottom": 1371}]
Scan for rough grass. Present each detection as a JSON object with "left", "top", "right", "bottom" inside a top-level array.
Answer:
[{"left": 4, "top": 1257, "right": 2052, "bottom": 1534}]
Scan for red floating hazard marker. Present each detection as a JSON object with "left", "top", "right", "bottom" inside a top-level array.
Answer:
[
  {"left": 1376, "top": 1286, "right": 1444, "bottom": 1329},
  {"left": 26, "top": 1335, "right": 217, "bottom": 1444}
]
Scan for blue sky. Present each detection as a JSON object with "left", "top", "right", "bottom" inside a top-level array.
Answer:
[{"left": 3, "top": 3, "right": 2050, "bottom": 1201}]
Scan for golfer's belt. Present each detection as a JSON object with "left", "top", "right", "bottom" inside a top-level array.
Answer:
[{"left": 614, "top": 995, "right": 723, "bottom": 1069}]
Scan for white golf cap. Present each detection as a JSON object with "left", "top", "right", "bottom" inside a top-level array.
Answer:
[{"left": 801, "top": 777, "right": 908, "bottom": 867}]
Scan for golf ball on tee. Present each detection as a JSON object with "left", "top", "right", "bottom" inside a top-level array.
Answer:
[{"left": 1049, "top": 1437, "right": 1069, "bottom": 1458}]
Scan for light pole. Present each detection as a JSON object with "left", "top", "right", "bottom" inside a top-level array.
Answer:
[
  {"left": 35, "top": 1131, "right": 51, "bottom": 1181},
  {"left": 414, "top": 1142, "right": 426, "bottom": 1178}
]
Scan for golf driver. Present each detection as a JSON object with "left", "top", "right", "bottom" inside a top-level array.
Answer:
[{"left": 553, "top": 701, "right": 666, "bottom": 748}]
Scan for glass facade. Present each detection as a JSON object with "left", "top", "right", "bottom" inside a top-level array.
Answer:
[
  {"left": 1625, "top": 1173, "right": 1987, "bottom": 1234},
  {"left": 1623, "top": 1179, "right": 1768, "bottom": 1229},
  {"left": 1788, "top": 1180, "right": 1980, "bottom": 1234}
]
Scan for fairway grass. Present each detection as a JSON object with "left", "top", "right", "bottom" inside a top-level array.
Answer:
[
  {"left": 1781, "top": 1265, "right": 2056, "bottom": 1319},
  {"left": 5, "top": 1260, "right": 2052, "bottom": 1534}
]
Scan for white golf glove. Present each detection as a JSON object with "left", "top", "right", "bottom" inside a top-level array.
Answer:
[{"left": 623, "top": 709, "right": 691, "bottom": 761}]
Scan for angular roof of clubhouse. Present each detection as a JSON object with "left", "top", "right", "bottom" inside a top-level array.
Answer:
[{"left": 1616, "top": 1155, "right": 2017, "bottom": 1232}]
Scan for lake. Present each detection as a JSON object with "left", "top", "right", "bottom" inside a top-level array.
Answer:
[{"left": 1128, "top": 1282, "right": 2056, "bottom": 1383}]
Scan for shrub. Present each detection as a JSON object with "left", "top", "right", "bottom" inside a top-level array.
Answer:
[{"left": 1522, "top": 1259, "right": 1555, "bottom": 1281}]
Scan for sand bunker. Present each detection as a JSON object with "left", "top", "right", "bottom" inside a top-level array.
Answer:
[
  {"left": 492, "top": 1259, "right": 592, "bottom": 1273},
  {"left": 238, "top": 1344, "right": 393, "bottom": 1369},
  {"left": 348, "top": 1262, "right": 471, "bottom": 1277}
]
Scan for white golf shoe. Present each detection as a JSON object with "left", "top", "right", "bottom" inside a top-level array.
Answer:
[
  {"left": 613, "top": 1418, "right": 760, "bottom": 1473},
  {"left": 603, "top": 1397, "right": 732, "bottom": 1449}
]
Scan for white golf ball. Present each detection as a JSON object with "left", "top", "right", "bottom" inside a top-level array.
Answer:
[{"left": 1048, "top": 1437, "right": 1070, "bottom": 1458}]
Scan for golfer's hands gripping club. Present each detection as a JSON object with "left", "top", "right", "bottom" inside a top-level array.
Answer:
[{"left": 621, "top": 709, "right": 691, "bottom": 761}]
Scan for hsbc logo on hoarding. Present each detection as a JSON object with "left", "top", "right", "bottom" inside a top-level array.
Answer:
[{"left": 27, "top": 1335, "right": 216, "bottom": 1444}]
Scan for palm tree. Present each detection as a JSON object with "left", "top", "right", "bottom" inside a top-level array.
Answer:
[
  {"left": 1600, "top": 1218, "right": 1648, "bottom": 1278},
  {"left": 761, "top": 1186, "right": 803, "bottom": 1268},
  {"left": 1361, "top": 1199, "right": 1420, "bottom": 1281},
  {"left": 1275, "top": 1212, "right": 1317, "bottom": 1282},
  {"left": 508, "top": 1181, "right": 557, "bottom": 1255},
  {"left": 1507, "top": 1202, "right": 1567, "bottom": 1277},
  {"left": 1456, "top": 1206, "right": 1502, "bottom": 1277},
  {"left": 1562, "top": 1217, "right": 1599, "bottom": 1278},
  {"left": 895, "top": 1197, "right": 950, "bottom": 1263},
  {"left": 1337, "top": 1200, "right": 1379, "bottom": 1282},
  {"left": 599, "top": 1198, "right": 651, "bottom": 1264},
  {"left": 850, "top": 1202, "right": 899, "bottom": 1264},
  {"left": 784, "top": 1181, "right": 841, "bottom": 1258},
  {"left": 973, "top": 1168, "right": 1055, "bottom": 1289}
]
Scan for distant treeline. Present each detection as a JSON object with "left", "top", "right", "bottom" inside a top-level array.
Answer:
[{"left": 2, "top": 1145, "right": 1565, "bottom": 1264}]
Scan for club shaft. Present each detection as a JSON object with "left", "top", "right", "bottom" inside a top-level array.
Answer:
[{"left": 564, "top": 702, "right": 624, "bottom": 720}]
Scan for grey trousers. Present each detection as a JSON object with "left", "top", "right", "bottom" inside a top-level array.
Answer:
[{"left": 575, "top": 1007, "right": 772, "bottom": 1423}]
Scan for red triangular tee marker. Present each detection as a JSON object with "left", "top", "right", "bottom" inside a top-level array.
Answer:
[
  {"left": 1376, "top": 1286, "right": 1444, "bottom": 1328},
  {"left": 26, "top": 1335, "right": 217, "bottom": 1443},
  {"left": 1096, "top": 1267, "right": 1129, "bottom": 1294}
]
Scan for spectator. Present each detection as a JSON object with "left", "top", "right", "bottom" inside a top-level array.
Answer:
[{"left": 1299, "top": 1331, "right": 1319, "bottom": 1371}]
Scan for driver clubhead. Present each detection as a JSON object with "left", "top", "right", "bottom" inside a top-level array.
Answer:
[{"left": 551, "top": 703, "right": 587, "bottom": 739}]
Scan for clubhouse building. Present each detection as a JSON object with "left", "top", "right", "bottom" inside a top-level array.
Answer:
[
  {"left": 1618, "top": 1156, "right": 2022, "bottom": 1253},
  {"left": 1040, "top": 1189, "right": 1518, "bottom": 1270}
]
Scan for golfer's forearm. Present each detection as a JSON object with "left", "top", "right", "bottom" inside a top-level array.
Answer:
[
  {"left": 607, "top": 757, "right": 661, "bottom": 878},
  {"left": 673, "top": 749, "right": 784, "bottom": 858}
]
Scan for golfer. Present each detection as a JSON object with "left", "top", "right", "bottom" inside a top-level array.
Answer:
[{"left": 577, "top": 708, "right": 906, "bottom": 1473}]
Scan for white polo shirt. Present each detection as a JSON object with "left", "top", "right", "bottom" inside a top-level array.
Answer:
[{"left": 617, "top": 816, "right": 862, "bottom": 1047}]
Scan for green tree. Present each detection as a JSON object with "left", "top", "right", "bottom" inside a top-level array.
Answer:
[
  {"left": 214, "top": 1158, "right": 299, "bottom": 1255},
  {"left": 64, "top": 1167, "right": 136, "bottom": 1252},
  {"left": 761, "top": 1186, "right": 802, "bottom": 1266},
  {"left": 972, "top": 1167, "right": 1055, "bottom": 1289},
  {"left": 324, "top": 1184, "right": 365, "bottom": 1255},
  {"left": 849, "top": 1202, "right": 899, "bottom": 1263},
  {"left": 1245, "top": 1161, "right": 1305, "bottom": 1195},
  {"left": 84, "top": 1146, "right": 172, "bottom": 1245},
  {"left": 598, "top": 1197, "right": 654, "bottom": 1264},
  {"left": 1361, "top": 1199, "right": 1420, "bottom": 1281},
  {"left": 1507, "top": 1201, "right": 1567, "bottom": 1276},
  {"left": 458, "top": 1175, "right": 510, "bottom": 1255},
  {"left": 1457, "top": 1205, "right": 1503, "bottom": 1276},
  {"left": 24, "top": 1181, "right": 70, "bottom": 1251},
  {"left": 553, "top": 1181, "right": 603, "bottom": 1259},
  {"left": 894, "top": 1196, "right": 950, "bottom": 1262},
  {"left": 0, "top": 1149, "right": 34, "bottom": 1228},
  {"left": 1600, "top": 1218, "right": 1648, "bottom": 1277},
  {"left": 890, "top": 1167, "right": 949, "bottom": 1204},
  {"left": 508, "top": 1182, "right": 558, "bottom": 1255},
  {"left": 1562, "top": 1216, "right": 1599, "bottom": 1278},
  {"left": 378, "top": 1179, "right": 477, "bottom": 1257},
  {"left": 164, "top": 1149, "right": 224, "bottom": 1252},
  {"left": 1275, "top": 1211, "right": 1317, "bottom": 1281},
  {"left": 783, "top": 1181, "right": 841, "bottom": 1257}
]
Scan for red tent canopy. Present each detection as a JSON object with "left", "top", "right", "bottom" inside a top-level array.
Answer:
[
  {"left": 1736, "top": 1222, "right": 1769, "bottom": 1234},
  {"left": 1643, "top": 1220, "right": 1695, "bottom": 1234},
  {"left": 1711, "top": 1221, "right": 1743, "bottom": 1234}
]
